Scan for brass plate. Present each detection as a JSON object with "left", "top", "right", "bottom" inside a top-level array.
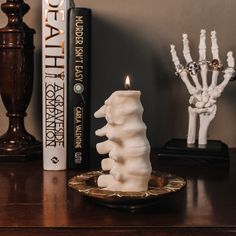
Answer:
[{"left": 68, "top": 170, "right": 186, "bottom": 209}]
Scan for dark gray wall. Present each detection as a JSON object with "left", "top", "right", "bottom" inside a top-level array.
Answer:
[{"left": 0, "top": 0, "right": 236, "bottom": 148}]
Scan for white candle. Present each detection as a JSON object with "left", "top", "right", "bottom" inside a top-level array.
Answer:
[{"left": 94, "top": 77, "right": 152, "bottom": 192}]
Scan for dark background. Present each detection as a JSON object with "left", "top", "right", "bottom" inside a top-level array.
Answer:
[{"left": 0, "top": 0, "right": 236, "bottom": 148}]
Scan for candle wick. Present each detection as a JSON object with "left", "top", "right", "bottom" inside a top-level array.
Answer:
[{"left": 125, "top": 84, "right": 130, "bottom": 90}]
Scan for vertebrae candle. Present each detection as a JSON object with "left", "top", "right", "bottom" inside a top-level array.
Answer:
[{"left": 94, "top": 76, "right": 152, "bottom": 192}]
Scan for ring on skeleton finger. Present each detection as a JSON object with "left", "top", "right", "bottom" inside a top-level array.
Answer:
[
  {"left": 208, "top": 59, "right": 223, "bottom": 71},
  {"left": 186, "top": 61, "right": 200, "bottom": 75},
  {"left": 175, "top": 64, "right": 185, "bottom": 76}
]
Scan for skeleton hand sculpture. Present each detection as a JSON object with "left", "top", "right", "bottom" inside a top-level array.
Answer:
[
  {"left": 94, "top": 91, "right": 152, "bottom": 192},
  {"left": 170, "top": 30, "right": 235, "bottom": 146}
]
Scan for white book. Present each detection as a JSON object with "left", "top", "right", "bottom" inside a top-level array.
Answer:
[{"left": 42, "top": 0, "right": 73, "bottom": 170}]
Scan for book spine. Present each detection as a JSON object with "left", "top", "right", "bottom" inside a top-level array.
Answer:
[
  {"left": 67, "top": 8, "right": 91, "bottom": 169},
  {"left": 42, "top": 0, "right": 72, "bottom": 170}
]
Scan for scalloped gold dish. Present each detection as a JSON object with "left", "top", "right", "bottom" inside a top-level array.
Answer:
[{"left": 68, "top": 170, "right": 186, "bottom": 209}]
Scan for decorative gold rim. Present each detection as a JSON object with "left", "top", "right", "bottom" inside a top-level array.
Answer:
[{"left": 68, "top": 170, "right": 186, "bottom": 201}]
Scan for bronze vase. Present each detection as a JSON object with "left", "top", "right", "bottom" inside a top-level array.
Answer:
[{"left": 0, "top": 0, "right": 41, "bottom": 161}]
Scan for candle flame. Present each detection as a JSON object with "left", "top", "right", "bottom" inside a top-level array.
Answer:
[{"left": 125, "top": 76, "right": 131, "bottom": 89}]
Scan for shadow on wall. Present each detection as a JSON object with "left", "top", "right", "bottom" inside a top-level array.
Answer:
[
  {"left": 25, "top": 3, "right": 42, "bottom": 142},
  {"left": 90, "top": 15, "right": 183, "bottom": 148},
  {"left": 150, "top": 51, "right": 188, "bottom": 144},
  {"left": 32, "top": 48, "right": 42, "bottom": 140},
  {"left": 22, "top": 48, "right": 42, "bottom": 142}
]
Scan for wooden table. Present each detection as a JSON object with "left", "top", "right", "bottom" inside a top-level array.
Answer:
[{"left": 0, "top": 149, "right": 236, "bottom": 236}]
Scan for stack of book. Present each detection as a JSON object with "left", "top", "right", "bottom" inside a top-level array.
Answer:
[{"left": 42, "top": 0, "right": 91, "bottom": 170}]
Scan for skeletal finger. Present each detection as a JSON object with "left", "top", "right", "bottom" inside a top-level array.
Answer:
[
  {"left": 216, "top": 51, "right": 236, "bottom": 90},
  {"left": 219, "top": 51, "right": 235, "bottom": 88},
  {"left": 170, "top": 44, "right": 198, "bottom": 95},
  {"left": 170, "top": 44, "right": 181, "bottom": 67},
  {"left": 211, "top": 31, "right": 220, "bottom": 60},
  {"left": 183, "top": 34, "right": 202, "bottom": 89},
  {"left": 209, "top": 31, "right": 221, "bottom": 89},
  {"left": 183, "top": 33, "right": 193, "bottom": 63},
  {"left": 170, "top": 44, "right": 187, "bottom": 77},
  {"left": 199, "top": 29, "right": 206, "bottom": 60},
  {"left": 199, "top": 29, "right": 208, "bottom": 89},
  {"left": 226, "top": 51, "right": 235, "bottom": 68},
  {"left": 225, "top": 51, "right": 236, "bottom": 80},
  {"left": 191, "top": 74, "right": 202, "bottom": 90},
  {"left": 209, "top": 70, "right": 219, "bottom": 90},
  {"left": 180, "top": 72, "right": 197, "bottom": 95}
]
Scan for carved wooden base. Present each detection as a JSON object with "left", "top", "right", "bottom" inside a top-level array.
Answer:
[
  {"left": 0, "top": 0, "right": 38, "bottom": 162},
  {"left": 0, "top": 142, "right": 42, "bottom": 162},
  {"left": 157, "top": 138, "right": 229, "bottom": 167}
]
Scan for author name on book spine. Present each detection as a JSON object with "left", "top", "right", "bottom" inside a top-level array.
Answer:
[{"left": 74, "top": 15, "right": 85, "bottom": 162}]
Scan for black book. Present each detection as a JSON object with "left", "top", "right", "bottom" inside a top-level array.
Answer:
[{"left": 67, "top": 7, "right": 91, "bottom": 169}]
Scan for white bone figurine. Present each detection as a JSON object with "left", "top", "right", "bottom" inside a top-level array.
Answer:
[
  {"left": 94, "top": 90, "right": 152, "bottom": 192},
  {"left": 170, "top": 30, "right": 235, "bottom": 146}
]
